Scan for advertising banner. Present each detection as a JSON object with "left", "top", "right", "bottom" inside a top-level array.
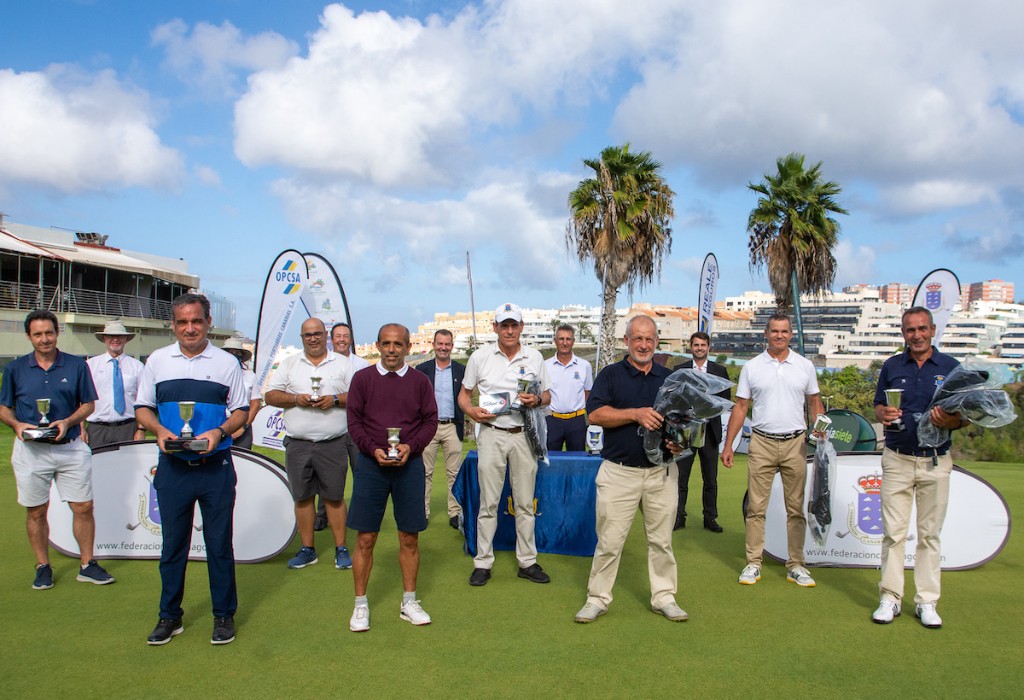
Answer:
[
  {"left": 763, "top": 452, "right": 1009, "bottom": 569},
  {"left": 911, "top": 268, "right": 960, "bottom": 348},
  {"left": 300, "top": 252, "right": 351, "bottom": 334},
  {"left": 47, "top": 442, "right": 294, "bottom": 563},
  {"left": 253, "top": 250, "right": 307, "bottom": 391},
  {"left": 697, "top": 252, "right": 719, "bottom": 334},
  {"left": 251, "top": 404, "right": 286, "bottom": 451}
]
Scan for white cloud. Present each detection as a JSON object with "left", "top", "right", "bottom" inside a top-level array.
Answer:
[
  {"left": 834, "top": 240, "right": 877, "bottom": 288},
  {"left": 151, "top": 19, "right": 298, "bottom": 97},
  {"left": 0, "top": 66, "right": 184, "bottom": 193},
  {"left": 194, "top": 164, "right": 222, "bottom": 188}
]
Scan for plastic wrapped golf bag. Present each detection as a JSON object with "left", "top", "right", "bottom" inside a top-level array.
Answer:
[
  {"left": 916, "top": 359, "right": 1017, "bottom": 448},
  {"left": 516, "top": 379, "right": 549, "bottom": 464},
  {"left": 808, "top": 438, "right": 837, "bottom": 547},
  {"left": 643, "top": 368, "right": 734, "bottom": 466}
]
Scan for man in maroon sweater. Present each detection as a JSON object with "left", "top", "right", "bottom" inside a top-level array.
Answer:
[{"left": 346, "top": 323, "right": 438, "bottom": 632}]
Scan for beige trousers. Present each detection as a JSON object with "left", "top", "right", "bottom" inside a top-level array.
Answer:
[
  {"left": 745, "top": 433, "right": 806, "bottom": 568},
  {"left": 586, "top": 460, "right": 679, "bottom": 610},
  {"left": 474, "top": 426, "right": 538, "bottom": 569},
  {"left": 422, "top": 422, "right": 463, "bottom": 518},
  {"left": 879, "top": 448, "right": 951, "bottom": 605}
]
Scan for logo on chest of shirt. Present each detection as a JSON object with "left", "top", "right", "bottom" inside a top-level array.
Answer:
[
  {"left": 934, "top": 374, "right": 945, "bottom": 388},
  {"left": 573, "top": 371, "right": 580, "bottom": 381}
]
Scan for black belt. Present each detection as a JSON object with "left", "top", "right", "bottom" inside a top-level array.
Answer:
[
  {"left": 891, "top": 447, "right": 948, "bottom": 458},
  {"left": 169, "top": 451, "right": 229, "bottom": 466},
  {"left": 753, "top": 428, "right": 804, "bottom": 441},
  {"left": 482, "top": 423, "right": 523, "bottom": 434},
  {"left": 438, "top": 419, "right": 456, "bottom": 424},
  {"left": 92, "top": 418, "right": 135, "bottom": 427}
]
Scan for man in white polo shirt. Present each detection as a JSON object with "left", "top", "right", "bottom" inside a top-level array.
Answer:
[
  {"left": 459, "top": 303, "right": 551, "bottom": 586},
  {"left": 265, "top": 318, "right": 353, "bottom": 571},
  {"left": 544, "top": 324, "right": 593, "bottom": 452},
  {"left": 722, "top": 313, "right": 824, "bottom": 588}
]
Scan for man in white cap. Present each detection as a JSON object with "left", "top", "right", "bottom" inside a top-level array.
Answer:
[
  {"left": 221, "top": 337, "right": 261, "bottom": 450},
  {"left": 459, "top": 303, "right": 551, "bottom": 586},
  {"left": 84, "top": 320, "right": 145, "bottom": 449}
]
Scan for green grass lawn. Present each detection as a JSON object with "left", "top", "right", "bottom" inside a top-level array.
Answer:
[{"left": 0, "top": 428, "right": 1020, "bottom": 698}]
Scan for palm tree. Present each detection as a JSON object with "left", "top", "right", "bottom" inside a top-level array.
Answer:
[
  {"left": 566, "top": 144, "right": 675, "bottom": 370},
  {"left": 747, "top": 153, "right": 847, "bottom": 354},
  {"left": 576, "top": 320, "right": 595, "bottom": 343}
]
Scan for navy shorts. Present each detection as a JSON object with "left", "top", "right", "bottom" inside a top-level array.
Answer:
[{"left": 347, "top": 452, "right": 427, "bottom": 533}]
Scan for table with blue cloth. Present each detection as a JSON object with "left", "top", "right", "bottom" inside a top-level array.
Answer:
[{"left": 453, "top": 450, "right": 601, "bottom": 557}]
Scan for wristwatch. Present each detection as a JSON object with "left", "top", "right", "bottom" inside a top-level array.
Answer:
[
  {"left": 333, "top": 395, "right": 340, "bottom": 408},
  {"left": 217, "top": 427, "right": 229, "bottom": 441}
]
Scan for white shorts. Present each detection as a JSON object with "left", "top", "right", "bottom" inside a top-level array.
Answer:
[{"left": 11, "top": 438, "right": 93, "bottom": 507}]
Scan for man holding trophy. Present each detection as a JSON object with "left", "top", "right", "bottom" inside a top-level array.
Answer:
[
  {"left": 135, "top": 294, "right": 249, "bottom": 646},
  {"left": 345, "top": 324, "right": 437, "bottom": 632},
  {"left": 0, "top": 310, "right": 114, "bottom": 590},
  {"left": 872, "top": 306, "right": 965, "bottom": 629}
]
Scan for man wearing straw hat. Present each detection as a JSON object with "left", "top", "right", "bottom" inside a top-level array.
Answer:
[
  {"left": 84, "top": 320, "right": 146, "bottom": 449},
  {"left": 221, "top": 337, "right": 261, "bottom": 450}
]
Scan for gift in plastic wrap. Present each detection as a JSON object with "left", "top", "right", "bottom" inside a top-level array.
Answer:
[
  {"left": 916, "top": 359, "right": 1017, "bottom": 448},
  {"left": 642, "top": 368, "right": 734, "bottom": 465},
  {"left": 808, "top": 438, "right": 837, "bottom": 547},
  {"left": 515, "top": 379, "right": 549, "bottom": 465}
]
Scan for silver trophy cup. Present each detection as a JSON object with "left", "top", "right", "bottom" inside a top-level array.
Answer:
[
  {"left": 808, "top": 413, "right": 832, "bottom": 444},
  {"left": 23, "top": 398, "right": 60, "bottom": 441},
  {"left": 386, "top": 427, "right": 401, "bottom": 460},
  {"left": 310, "top": 376, "right": 322, "bottom": 402},
  {"left": 884, "top": 388, "right": 905, "bottom": 432},
  {"left": 165, "top": 400, "right": 209, "bottom": 452}
]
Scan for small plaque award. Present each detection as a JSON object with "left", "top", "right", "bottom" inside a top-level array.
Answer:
[
  {"left": 165, "top": 401, "right": 210, "bottom": 452},
  {"left": 23, "top": 398, "right": 60, "bottom": 441},
  {"left": 386, "top": 427, "right": 401, "bottom": 460},
  {"left": 884, "top": 389, "right": 905, "bottom": 432},
  {"left": 309, "top": 376, "right": 322, "bottom": 402}
]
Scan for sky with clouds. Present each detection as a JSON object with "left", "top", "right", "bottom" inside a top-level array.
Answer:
[{"left": 2, "top": 0, "right": 1022, "bottom": 341}]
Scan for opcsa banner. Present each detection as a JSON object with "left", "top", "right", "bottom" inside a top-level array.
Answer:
[{"left": 253, "top": 250, "right": 308, "bottom": 392}]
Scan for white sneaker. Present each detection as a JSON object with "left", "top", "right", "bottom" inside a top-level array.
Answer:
[
  {"left": 399, "top": 599, "right": 432, "bottom": 626},
  {"left": 350, "top": 603, "right": 370, "bottom": 632},
  {"left": 574, "top": 602, "right": 607, "bottom": 623},
  {"left": 738, "top": 565, "right": 761, "bottom": 585},
  {"left": 652, "top": 601, "right": 689, "bottom": 622},
  {"left": 915, "top": 603, "right": 942, "bottom": 629},
  {"left": 872, "top": 599, "right": 901, "bottom": 624},
  {"left": 787, "top": 566, "right": 816, "bottom": 587}
]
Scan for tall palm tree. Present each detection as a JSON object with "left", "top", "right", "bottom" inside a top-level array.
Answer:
[
  {"left": 747, "top": 153, "right": 847, "bottom": 353},
  {"left": 566, "top": 144, "right": 675, "bottom": 370}
]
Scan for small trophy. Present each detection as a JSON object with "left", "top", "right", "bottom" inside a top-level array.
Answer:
[
  {"left": 23, "top": 398, "right": 60, "bottom": 441},
  {"left": 386, "top": 427, "right": 401, "bottom": 461},
  {"left": 585, "top": 425, "right": 604, "bottom": 454},
  {"left": 808, "top": 414, "right": 832, "bottom": 444},
  {"left": 309, "top": 376, "right": 323, "bottom": 402},
  {"left": 511, "top": 378, "right": 532, "bottom": 410},
  {"left": 884, "top": 389, "right": 905, "bottom": 432},
  {"left": 165, "top": 401, "right": 209, "bottom": 452}
]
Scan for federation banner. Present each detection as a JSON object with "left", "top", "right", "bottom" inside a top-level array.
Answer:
[
  {"left": 697, "top": 252, "right": 719, "bottom": 334},
  {"left": 911, "top": 268, "right": 960, "bottom": 349},
  {"left": 47, "top": 442, "right": 294, "bottom": 563},
  {"left": 763, "top": 452, "right": 1009, "bottom": 569},
  {"left": 300, "top": 252, "right": 351, "bottom": 335},
  {"left": 253, "top": 250, "right": 308, "bottom": 392}
]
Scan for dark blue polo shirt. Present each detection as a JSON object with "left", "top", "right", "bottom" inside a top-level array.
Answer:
[
  {"left": 586, "top": 357, "right": 673, "bottom": 468},
  {"left": 873, "top": 347, "right": 959, "bottom": 453},
  {"left": 0, "top": 350, "right": 98, "bottom": 441}
]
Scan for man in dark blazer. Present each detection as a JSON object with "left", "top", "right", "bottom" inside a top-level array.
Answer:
[
  {"left": 676, "top": 331, "right": 730, "bottom": 532},
  {"left": 416, "top": 329, "right": 466, "bottom": 528}
]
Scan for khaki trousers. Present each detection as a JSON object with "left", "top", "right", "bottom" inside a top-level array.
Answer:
[
  {"left": 422, "top": 422, "right": 464, "bottom": 518},
  {"left": 586, "top": 460, "right": 678, "bottom": 610},
  {"left": 474, "top": 426, "right": 538, "bottom": 569},
  {"left": 879, "top": 448, "right": 951, "bottom": 605},
  {"left": 745, "top": 433, "right": 806, "bottom": 568}
]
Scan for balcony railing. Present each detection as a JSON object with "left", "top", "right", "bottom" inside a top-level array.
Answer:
[{"left": 0, "top": 281, "right": 173, "bottom": 320}]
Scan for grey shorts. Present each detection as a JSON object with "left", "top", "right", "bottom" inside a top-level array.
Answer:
[
  {"left": 283, "top": 435, "right": 348, "bottom": 502},
  {"left": 12, "top": 439, "right": 93, "bottom": 507}
]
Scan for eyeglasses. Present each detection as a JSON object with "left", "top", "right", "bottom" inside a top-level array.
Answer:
[{"left": 301, "top": 332, "right": 325, "bottom": 339}]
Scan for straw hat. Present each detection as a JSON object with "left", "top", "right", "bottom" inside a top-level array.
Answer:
[
  {"left": 222, "top": 337, "right": 253, "bottom": 362},
  {"left": 95, "top": 320, "right": 135, "bottom": 342}
]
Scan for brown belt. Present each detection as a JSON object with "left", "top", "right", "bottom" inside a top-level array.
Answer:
[{"left": 482, "top": 423, "right": 523, "bottom": 434}]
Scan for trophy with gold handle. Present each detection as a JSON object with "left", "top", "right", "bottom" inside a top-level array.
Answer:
[
  {"left": 23, "top": 398, "right": 60, "bottom": 441},
  {"left": 165, "top": 401, "right": 210, "bottom": 452}
]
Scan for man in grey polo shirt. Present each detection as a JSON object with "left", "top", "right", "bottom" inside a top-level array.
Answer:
[
  {"left": 722, "top": 313, "right": 824, "bottom": 588},
  {"left": 265, "top": 318, "right": 353, "bottom": 570}
]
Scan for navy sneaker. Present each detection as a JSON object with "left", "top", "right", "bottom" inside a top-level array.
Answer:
[
  {"left": 147, "top": 618, "right": 184, "bottom": 646},
  {"left": 335, "top": 546, "right": 352, "bottom": 570},
  {"left": 211, "top": 616, "right": 235, "bottom": 645},
  {"left": 77, "top": 559, "right": 115, "bottom": 585},
  {"left": 287, "top": 546, "right": 318, "bottom": 569},
  {"left": 33, "top": 563, "right": 54, "bottom": 590}
]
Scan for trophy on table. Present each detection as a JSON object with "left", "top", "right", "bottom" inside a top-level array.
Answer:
[
  {"left": 309, "top": 376, "right": 323, "bottom": 403},
  {"left": 165, "top": 401, "right": 209, "bottom": 452},
  {"left": 386, "top": 427, "right": 401, "bottom": 461},
  {"left": 23, "top": 398, "right": 60, "bottom": 441},
  {"left": 884, "top": 388, "right": 905, "bottom": 432}
]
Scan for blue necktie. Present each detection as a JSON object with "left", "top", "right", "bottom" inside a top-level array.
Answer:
[{"left": 112, "top": 358, "right": 125, "bottom": 415}]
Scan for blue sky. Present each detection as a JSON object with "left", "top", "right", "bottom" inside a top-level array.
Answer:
[{"left": 2, "top": 0, "right": 1023, "bottom": 342}]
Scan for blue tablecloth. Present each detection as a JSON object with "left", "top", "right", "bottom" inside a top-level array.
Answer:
[{"left": 453, "top": 451, "right": 602, "bottom": 557}]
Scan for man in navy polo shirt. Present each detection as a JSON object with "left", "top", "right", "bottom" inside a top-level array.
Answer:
[
  {"left": 574, "top": 315, "right": 687, "bottom": 624},
  {"left": 136, "top": 293, "right": 248, "bottom": 646},
  {"left": 0, "top": 309, "right": 114, "bottom": 590},
  {"left": 871, "top": 306, "right": 965, "bottom": 629}
]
